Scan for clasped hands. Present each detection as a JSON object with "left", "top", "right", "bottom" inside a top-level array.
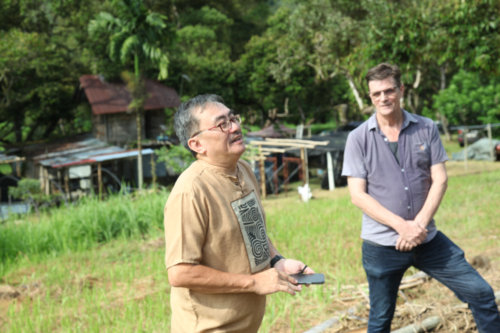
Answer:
[
  {"left": 252, "top": 259, "right": 315, "bottom": 296},
  {"left": 395, "top": 220, "right": 428, "bottom": 252}
]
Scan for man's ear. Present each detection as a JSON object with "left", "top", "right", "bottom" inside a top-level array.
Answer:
[{"left": 188, "top": 137, "right": 206, "bottom": 155}]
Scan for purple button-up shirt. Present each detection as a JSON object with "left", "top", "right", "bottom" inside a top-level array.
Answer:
[{"left": 342, "top": 110, "right": 449, "bottom": 246}]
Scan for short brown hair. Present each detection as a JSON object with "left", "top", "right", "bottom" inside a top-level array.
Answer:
[{"left": 365, "top": 63, "right": 401, "bottom": 89}]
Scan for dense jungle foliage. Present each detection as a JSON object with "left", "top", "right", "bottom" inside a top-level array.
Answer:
[{"left": 1, "top": 0, "right": 500, "bottom": 145}]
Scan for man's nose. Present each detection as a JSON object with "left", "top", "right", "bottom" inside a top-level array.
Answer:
[{"left": 228, "top": 121, "right": 241, "bottom": 133}]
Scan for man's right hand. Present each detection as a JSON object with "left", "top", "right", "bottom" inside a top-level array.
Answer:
[
  {"left": 251, "top": 268, "right": 302, "bottom": 296},
  {"left": 396, "top": 220, "right": 428, "bottom": 247}
]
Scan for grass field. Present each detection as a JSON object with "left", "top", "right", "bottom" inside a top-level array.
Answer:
[{"left": 0, "top": 139, "right": 499, "bottom": 332}]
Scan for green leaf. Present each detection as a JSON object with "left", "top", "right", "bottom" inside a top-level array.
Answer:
[{"left": 120, "top": 35, "right": 139, "bottom": 64}]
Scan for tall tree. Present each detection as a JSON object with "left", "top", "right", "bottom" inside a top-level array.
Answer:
[
  {"left": 259, "top": 1, "right": 369, "bottom": 115},
  {"left": 0, "top": 0, "right": 103, "bottom": 145},
  {"left": 88, "top": 0, "right": 170, "bottom": 190}
]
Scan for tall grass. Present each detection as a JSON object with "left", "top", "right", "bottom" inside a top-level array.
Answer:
[
  {"left": 2, "top": 239, "right": 172, "bottom": 332},
  {"left": 0, "top": 191, "right": 168, "bottom": 276}
]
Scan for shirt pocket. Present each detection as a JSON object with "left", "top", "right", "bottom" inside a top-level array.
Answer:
[{"left": 413, "top": 141, "right": 431, "bottom": 169}]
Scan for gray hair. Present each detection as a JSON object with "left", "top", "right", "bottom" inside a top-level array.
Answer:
[{"left": 174, "top": 94, "right": 225, "bottom": 157}]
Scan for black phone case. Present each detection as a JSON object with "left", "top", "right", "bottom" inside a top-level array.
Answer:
[{"left": 289, "top": 273, "right": 325, "bottom": 285}]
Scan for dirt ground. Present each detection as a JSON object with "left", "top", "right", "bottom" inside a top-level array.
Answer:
[{"left": 320, "top": 247, "right": 500, "bottom": 333}]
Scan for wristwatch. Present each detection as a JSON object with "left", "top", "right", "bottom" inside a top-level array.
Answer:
[{"left": 270, "top": 255, "right": 285, "bottom": 268}]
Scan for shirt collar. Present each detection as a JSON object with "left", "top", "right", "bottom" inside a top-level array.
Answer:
[
  {"left": 196, "top": 159, "right": 240, "bottom": 180},
  {"left": 368, "top": 109, "right": 418, "bottom": 131}
]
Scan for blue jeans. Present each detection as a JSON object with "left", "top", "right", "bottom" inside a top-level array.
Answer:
[{"left": 362, "top": 231, "right": 500, "bottom": 333}]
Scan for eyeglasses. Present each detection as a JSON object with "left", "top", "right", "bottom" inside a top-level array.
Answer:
[
  {"left": 370, "top": 86, "right": 398, "bottom": 100},
  {"left": 190, "top": 114, "right": 242, "bottom": 138}
]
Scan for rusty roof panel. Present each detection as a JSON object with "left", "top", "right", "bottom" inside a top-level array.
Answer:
[{"left": 79, "top": 75, "right": 181, "bottom": 115}]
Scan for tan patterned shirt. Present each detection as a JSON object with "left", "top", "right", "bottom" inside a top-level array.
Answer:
[{"left": 164, "top": 159, "right": 271, "bottom": 333}]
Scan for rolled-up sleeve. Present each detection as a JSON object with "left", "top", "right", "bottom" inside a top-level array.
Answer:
[
  {"left": 164, "top": 189, "right": 207, "bottom": 269},
  {"left": 342, "top": 131, "right": 367, "bottom": 179},
  {"left": 428, "top": 123, "right": 449, "bottom": 166}
]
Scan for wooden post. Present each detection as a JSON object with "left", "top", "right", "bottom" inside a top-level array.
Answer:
[
  {"left": 464, "top": 127, "right": 468, "bottom": 173},
  {"left": 300, "top": 148, "right": 309, "bottom": 185},
  {"left": 487, "top": 123, "right": 494, "bottom": 162},
  {"left": 296, "top": 124, "right": 304, "bottom": 139},
  {"left": 136, "top": 112, "right": 143, "bottom": 192},
  {"left": 44, "top": 168, "right": 50, "bottom": 195},
  {"left": 151, "top": 153, "right": 157, "bottom": 188},
  {"left": 39, "top": 165, "right": 45, "bottom": 192},
  {"left": 266, "top": 157, "right": 278, "bottom": 195},
  {"left": 57, "top": 169, "right": 62, "bottom": 193},
  {"left": 326, "top": 151, "right": 335, "bottom": 191},
  {"left": 64, "top": 168, "right": 70, "bottom": 202},
  {"left": 271, "top": 157, "right": 278, "bottom": 194},
  {"left": 259, "top": 156, "right": 266, "bottom": 199},
  {"left": 16, "top": 158, "right": 20, "bottom": 178},
  {"left": 283, "top": 159, "right": 288, "bottom": 197},
  {"left": 98, "top": 163, "right": 102, "bottom": 200}
]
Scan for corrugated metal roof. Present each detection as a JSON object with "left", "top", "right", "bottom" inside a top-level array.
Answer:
[
  {"left": 41, "top": 146, "right": 124, "bottom": 167},
  {"left": 51, "top": 148, "right": 154, "bottom": 168},
  {"left": 79, "top": 75, "right": 181, "bottom": 115},
  {"left": 0, "top": 154, "right": 23, "bottom": 164},
  {"left": 15, "top": 134, "right": 153, "bottom": 168},
  {"left": 20, "top": 134, "right": 107, "bottom": 159}
]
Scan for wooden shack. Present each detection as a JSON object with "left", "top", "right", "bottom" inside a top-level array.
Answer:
[{"left": 78, "top": 75, "right": 180, "bottom": 146}]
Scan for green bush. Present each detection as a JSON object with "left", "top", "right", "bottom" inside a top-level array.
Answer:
[{"left": 425, "top": 70, "right": 500, "bottom": 125}]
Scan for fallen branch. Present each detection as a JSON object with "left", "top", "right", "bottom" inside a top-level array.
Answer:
[
  {"left": 331, "top": 271, "right": 429, "bottom": 301},
  {"left": 302, "top": 306, "right": 364, "bottom": 333},
  {"left": 391, "top": 290, "right": 500, "bottom": 333},
  {"left": 391, "top": 316, "right": 441, "bottom": 333}
]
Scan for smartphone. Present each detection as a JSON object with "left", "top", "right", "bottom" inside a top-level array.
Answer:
[{"left": 289, "top": 273, "right": 325, "bottom": 285}]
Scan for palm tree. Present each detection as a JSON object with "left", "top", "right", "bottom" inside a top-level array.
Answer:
[{"left": 88, "top": 0, "right": 169, "bottom": 191}]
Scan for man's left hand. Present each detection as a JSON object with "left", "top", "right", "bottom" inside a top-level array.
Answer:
[
  {"left": 396, "top": 237, "right": 414, "bottom": 252},
  {"left": 274, "top": 259, "right": 315, "bottom": 275}
]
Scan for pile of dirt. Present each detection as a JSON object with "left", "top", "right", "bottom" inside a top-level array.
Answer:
[
  {"left": 0, "top": 282, "right": 43, "bottom": 301},
  {"left": 0, "top": 286, "right": 20, "bottom": 300}
]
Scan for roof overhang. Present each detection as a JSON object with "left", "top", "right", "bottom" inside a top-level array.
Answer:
[{"left": 79, "top": 75, "right": 181, "bottom": 115}]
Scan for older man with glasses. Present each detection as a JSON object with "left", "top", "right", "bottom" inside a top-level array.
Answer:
[
  {"left": 164, "top": 94, "right": 314, "bottom": 333},
  {"left": 342, "top": 63, "right": 500, "bottom": 333}
]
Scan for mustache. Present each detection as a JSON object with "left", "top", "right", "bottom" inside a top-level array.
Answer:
[{"left": 231, "top": 131, "right": 243, "bottom": 142}]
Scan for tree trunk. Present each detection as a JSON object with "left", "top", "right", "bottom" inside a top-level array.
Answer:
[
  {"left": 337, "top": 104, "right": 349, "bottom": 126},
  {"left": 136, "top": 110, "right": 143, "bottom": 191},
  {"left": 294, "top": 96, "right": 306, "bottom": 123},
  {"left": 407, "top": 69, "right": 422, "bottom": 114},
  {"left": 439, "top": 64, "right": 451, "bottom": 141},
  {"left": 135, "top": 53, "right": 143, "bottom": 192},
  {"left": 14, "top": 115, "right": 22, "bottom": 143},
  {"left": 346, "top": 75, "right": 364, "bottom": 111}
]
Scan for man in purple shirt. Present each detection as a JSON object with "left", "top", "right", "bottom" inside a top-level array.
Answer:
[{"left": 342, "top": 63, "right": 500, "bottom": 333}]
